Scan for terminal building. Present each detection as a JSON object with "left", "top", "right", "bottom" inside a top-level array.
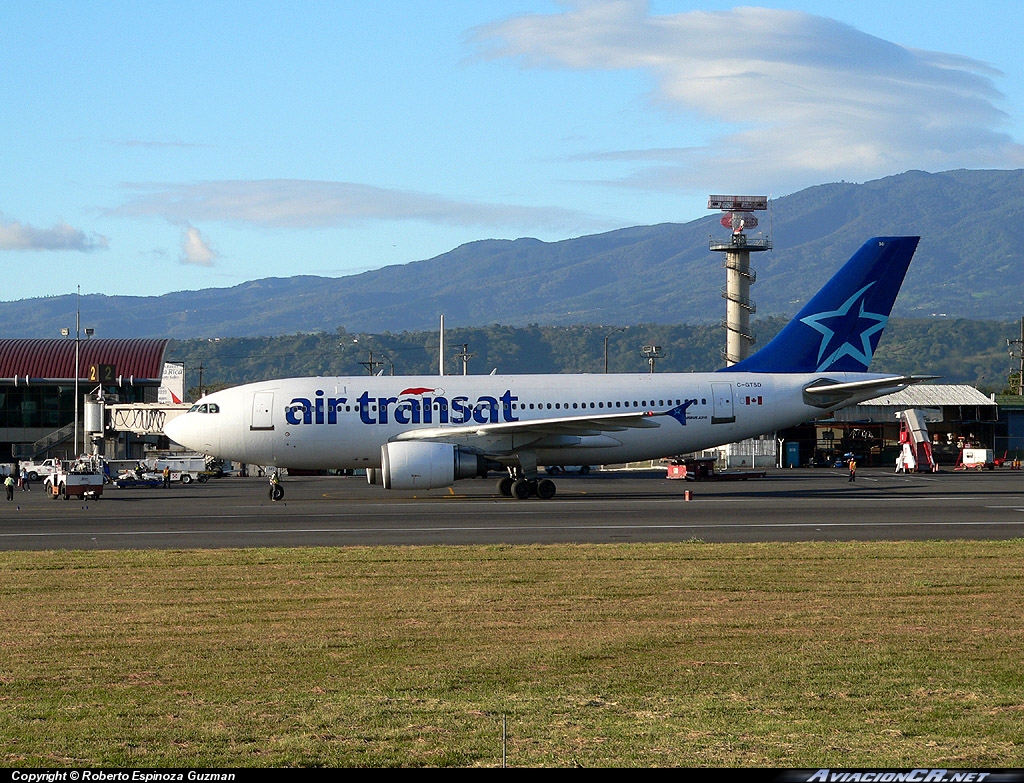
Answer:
[{"left": 0, "top": 338, "right": 181, "bottom": 463}]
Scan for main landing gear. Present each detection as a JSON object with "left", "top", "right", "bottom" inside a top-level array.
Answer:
[{"left": 496, "top": 472, "right": 556, "bottom": 500}]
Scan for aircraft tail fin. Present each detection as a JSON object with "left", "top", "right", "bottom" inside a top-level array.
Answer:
[{"left": 723, "top": 236, "right": 920, "bottom": 374}]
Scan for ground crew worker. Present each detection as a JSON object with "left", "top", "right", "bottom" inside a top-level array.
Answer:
[
  {"left": 5, "top": 474, "right": 15, "bottom": 500},
  {"left": 163, "top": 466, "right": 171, "bottom": 488},
  {"left": 848, "top": 457, "right": 857, "bottom": 482}
]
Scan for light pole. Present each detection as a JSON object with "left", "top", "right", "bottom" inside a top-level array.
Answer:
[
  {"left": 62, "top": 287, "right": 93, "bottom": 457},
  {"left": 604, "top": 328, "right": 625, "bottom": 373},
  {"left": 642, "top": 345, "right": 664, "bottom": 374}
]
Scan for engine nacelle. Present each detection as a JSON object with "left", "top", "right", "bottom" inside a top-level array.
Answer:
[{"left": 380, "top": 441, "right": 489, "bottom": 490}]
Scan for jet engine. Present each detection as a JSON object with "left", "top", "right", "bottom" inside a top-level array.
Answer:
[{"left": 380, "top": 441, "right": 489, "bottom": 490}]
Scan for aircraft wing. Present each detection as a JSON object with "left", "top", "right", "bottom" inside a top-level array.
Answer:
[{"left": 392, "top": 404, "right": 682, "bottom": 442}]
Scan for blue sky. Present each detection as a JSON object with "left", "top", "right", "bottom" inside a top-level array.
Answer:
[{"left": 2, "top": 0, "right": 1022, "bottom": 301}]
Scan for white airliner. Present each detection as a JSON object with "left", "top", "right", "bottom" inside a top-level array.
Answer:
[{"left": 164, "top": 236, "right": 927, "bottom": 500}]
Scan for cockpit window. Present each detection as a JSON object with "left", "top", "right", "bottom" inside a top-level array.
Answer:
[{"left": 188, "top": 403, "right": 220, "bottom": 414}]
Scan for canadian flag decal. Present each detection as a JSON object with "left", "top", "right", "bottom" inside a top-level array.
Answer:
[{"left": 745, "top": 396, "right": 763, "bottom": 406}]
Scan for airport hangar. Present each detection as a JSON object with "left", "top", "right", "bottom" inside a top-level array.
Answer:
[
  {"left": 0, "top": 337, "right": 1021, "bottom": 470},
  {"left": 743, "top": 385, "right": 1020, "bottom": 469}
]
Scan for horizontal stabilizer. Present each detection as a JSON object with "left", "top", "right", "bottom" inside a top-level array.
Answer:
[{"left": 802, "top": 374, "right": 937, "bottom": 408}]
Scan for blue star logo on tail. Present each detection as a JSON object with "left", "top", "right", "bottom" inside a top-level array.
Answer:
[{"left": 799, "top": 282, "right": 888, "bottom": 371}]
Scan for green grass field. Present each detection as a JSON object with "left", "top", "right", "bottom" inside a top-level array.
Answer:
[{"left": 2, "top": 541, "right": 1022, "bottom": 767}]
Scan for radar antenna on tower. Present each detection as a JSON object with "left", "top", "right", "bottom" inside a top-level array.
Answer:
[{"left": 708, "top": 195, "right": 772, "bottom": 365}]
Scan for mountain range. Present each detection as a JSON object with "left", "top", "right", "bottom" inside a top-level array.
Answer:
[{"left": 3, "top": 168, "right": 1023, "bottom": 338}]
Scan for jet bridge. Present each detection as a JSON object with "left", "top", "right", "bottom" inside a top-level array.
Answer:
[{"left": 107, "top": 403, "right": 191, "bottom": 435}]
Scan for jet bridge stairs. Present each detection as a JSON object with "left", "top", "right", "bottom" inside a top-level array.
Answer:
[{"left": 895, "top": 409, "right": 936, "bottom": 473}]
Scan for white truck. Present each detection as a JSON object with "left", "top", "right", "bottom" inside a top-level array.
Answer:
[
  {"left": 18, "top": 458, "right": 60, "bottom": 482},
  {"left": 144, "top": 455, "right": 209, "bottom": 484}
]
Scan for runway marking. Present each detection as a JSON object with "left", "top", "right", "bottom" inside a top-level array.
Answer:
[
  {"left": 2, "top": 518, "right": 1023, "bottom": 540},
  {"left": 7, "top": 492, "right": 1024, "bottom": 520}
]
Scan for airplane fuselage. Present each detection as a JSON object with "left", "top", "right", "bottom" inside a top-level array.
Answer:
[{"left": 172, "top": 370, "right": 894, "bottom": 470}]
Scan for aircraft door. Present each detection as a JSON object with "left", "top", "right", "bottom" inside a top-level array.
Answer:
[
  {"left": 710, "top": 382, "right": 735, "bottom": 424},
  {"left": 250, "top": 391, "right": 275, "bottom": 431}
]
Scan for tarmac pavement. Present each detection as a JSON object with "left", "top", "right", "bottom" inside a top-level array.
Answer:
[{"left": 1, "top": 467, "right": 1022, "bottom": 550}]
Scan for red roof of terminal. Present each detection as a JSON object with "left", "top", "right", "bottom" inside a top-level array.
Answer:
[{"left": 0, "top": 339, "right": 169, "bottom": 383}]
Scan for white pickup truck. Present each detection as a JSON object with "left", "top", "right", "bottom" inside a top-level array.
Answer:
[{"left": 18, "top": 459, "right": 60, "bottom": 482}]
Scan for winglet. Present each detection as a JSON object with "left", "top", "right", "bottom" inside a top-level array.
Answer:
[{"left": 722, "top": 237, "right": 920, "bottom": 374}]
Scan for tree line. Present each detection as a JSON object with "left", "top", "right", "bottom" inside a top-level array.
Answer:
[{"left": 166, "top": 317, "right": 1023, "bottom": 401}]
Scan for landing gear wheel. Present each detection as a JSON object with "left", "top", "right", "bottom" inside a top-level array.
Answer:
[
  {"left": 536, "top": 479, "right": 556, "bottom": 500},
  {"left": 511, "top": 479, "right": 534, "bottom": 500},
  {"left": 497, "top": 477, "right": 514, "bottom": 497}
]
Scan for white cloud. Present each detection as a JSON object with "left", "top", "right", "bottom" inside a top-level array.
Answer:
[
  {"left": 0, "top": 213, "right": 108, "bottom": 252},
  {"left": 110, "top": 179, "right": 597, "bottom": 231},
  {"left": 180, "top": 225, "right": 216, "bottom": 267},
  {"left": 474, "top": 1, "right": 1024, "bottom": 192}
]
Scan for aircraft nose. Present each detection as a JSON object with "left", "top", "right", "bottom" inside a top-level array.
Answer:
[
  {"left": 163, "top": 412, "right": 190, "bottom": 446},
  {"left": 164, "top": 411, "right": 214, "bottom": 453}
]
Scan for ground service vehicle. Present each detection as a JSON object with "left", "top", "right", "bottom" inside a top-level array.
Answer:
[
  {"left": 44, "top": 459, "right": 104, "bottom": 500},
  {"left": 19, "top": 458, "right": 60, "bottom": 482},
  {"left": 144, "top": 455, "right": 208, "bottom": 483}
]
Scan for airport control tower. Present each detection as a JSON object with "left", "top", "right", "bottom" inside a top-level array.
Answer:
[{"left": 708, "top": 195, "right": 772, "bottom": 365}]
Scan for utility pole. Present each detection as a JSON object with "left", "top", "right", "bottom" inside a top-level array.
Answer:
[
  {"left": 358, "top": 351, "right": 384, "bottom": 376},
  {"left": 454, "top": 344, "right": 475, "bottom": 375},
  {"left": 1009, "top": 316, "right": 1024, "bottom": 395}
]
